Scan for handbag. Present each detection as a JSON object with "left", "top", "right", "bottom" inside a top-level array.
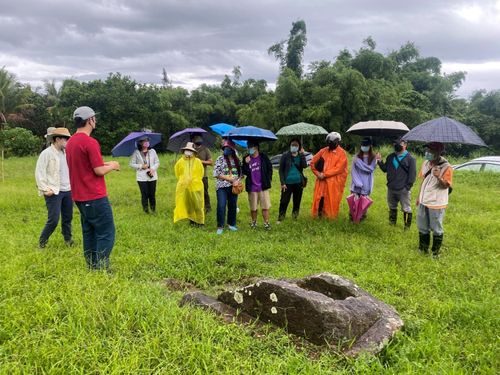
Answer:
[
  {"left": 315, "top": 156, "right": 325, "bottom": 172},
  {"left": 232, "top": 180, "right": 244, "bottom": 195}
]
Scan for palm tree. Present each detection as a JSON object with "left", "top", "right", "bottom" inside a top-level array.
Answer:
[{"left": 0, "top": 67, "right": 28, "bottom": 181}]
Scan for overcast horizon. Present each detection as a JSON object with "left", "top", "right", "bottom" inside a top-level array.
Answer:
[{"left": 1, "top": 0, "right": 500, "bottom": 98}]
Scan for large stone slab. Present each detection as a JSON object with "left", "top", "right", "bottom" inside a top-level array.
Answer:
[{"left": 180, "top": 273, "right": 403, "bottom": 356}]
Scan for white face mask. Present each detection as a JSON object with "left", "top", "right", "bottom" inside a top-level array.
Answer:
[
  {"left": 290, "top": 145, "right": 299, "bottom": 153},
  {"left": 184, "top": 150, "right": 194, "bottom": 157},
  {"left": 360, "top": 146, "right": 370, "bottom": 152}
]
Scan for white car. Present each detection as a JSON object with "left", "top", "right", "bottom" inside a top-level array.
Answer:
[{"left": 452, "top": 156, "right": 500, "bottom": 172}]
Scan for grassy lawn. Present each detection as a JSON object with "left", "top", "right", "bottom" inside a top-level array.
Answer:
[{"left": 0, "top": 153, "right": 498, "bottom": 374}]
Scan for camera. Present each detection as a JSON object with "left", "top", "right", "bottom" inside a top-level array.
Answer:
[{"left": 147, "top": 170, "right": 154, "bottom": 178}]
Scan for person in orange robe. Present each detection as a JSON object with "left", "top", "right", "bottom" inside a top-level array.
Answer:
[{"left": 310, "top": 132, "right": 348, "bottom": 219}]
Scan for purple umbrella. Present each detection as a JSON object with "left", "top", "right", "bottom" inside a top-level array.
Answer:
[
  {"left": 111, "top": 131, "right": 162, "bottom": 157},
  {"left": 167, "top": 128, "right": 216, "bottom": 153}
]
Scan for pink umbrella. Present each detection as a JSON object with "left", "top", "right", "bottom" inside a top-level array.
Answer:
[{"left": 346, "top": 194, "right": 373, "bottom": 223}]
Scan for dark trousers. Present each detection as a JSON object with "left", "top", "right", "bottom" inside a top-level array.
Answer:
[
  {"left": 216, "top": 187, "right": 238, "bottom": 228},
  {"left": 39, "top": 190, "right": 73, "bottom": 243},
  {"left": 278, "top": 183, "right": 303, "bottom": 220},
  {"left": 203, "top": 177, "right": 211, "bottom": 211},
  {"left": 75, "top": 197, "right": 115, "bottom": 270},
  {"left": 138, "top": 180, "right": 157, "bottom": 212}
]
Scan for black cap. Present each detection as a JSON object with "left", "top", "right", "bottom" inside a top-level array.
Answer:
[{"left": 361, "top": 137, "right": 372, "bottom": 146}]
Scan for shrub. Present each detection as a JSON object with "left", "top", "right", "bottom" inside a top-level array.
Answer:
[{"left": 0, "top": 127, "right": 41, "bottom": 157}]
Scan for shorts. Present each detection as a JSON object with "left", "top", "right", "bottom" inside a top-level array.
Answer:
[{"left": 248, "top": 190, "right": 271, "bottom": 211}]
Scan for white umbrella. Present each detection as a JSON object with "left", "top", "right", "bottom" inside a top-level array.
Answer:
[{"left": 347, "top": 120, "right": 409, "bottom": 137}]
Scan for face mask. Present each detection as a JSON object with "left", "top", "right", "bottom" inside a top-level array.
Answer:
[
  {"left": 360, "top": 146, "right": 370, "bottom": 152},
  {"left": 142, "top": 141, "right": 150, "bottom": 148},
  {"left": 223, "top": 148, "right": 233, "bottom": 156},
  {"left": 424, "top": 151, "right": 434, "bottom": 160},
  {"left": 394, "top": 144, "right": 403, "bottom": 152},
  {"left": 248, "top": 147, "right": 256, "bottom": 156},
  {"left": 328, "top": 141, "right": 338, "bottom": 150},
  {"left": 184, "top": 150, "right": 194, "bottom": 157},
  {"left": 290, "top": 145, "right": 299, "bottom": 153}
]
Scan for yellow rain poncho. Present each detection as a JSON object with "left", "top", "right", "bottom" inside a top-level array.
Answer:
[{"left": 174, "top": 156, "right": 205, "bottom": 224}]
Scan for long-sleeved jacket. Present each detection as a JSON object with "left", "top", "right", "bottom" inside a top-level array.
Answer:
[
  {"left": 378, "top": 152, "right": 416, "bottom": 191},
  {"left": 242, "top": 152, "right": 273, "bottom": 192},
  {"left": 278, "top": 151, "right": 308, "bottom": 185},
  {"left": 35, "top": 145, "right": 70, "bottom": 196},
  {"left": 129, "top": 149, "right": 160, "bottom": 181}
]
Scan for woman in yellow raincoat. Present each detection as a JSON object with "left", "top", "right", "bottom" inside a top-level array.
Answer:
[
  {"left": 174, "top": 142, "right": 205, "bottom": 225},
  {"left": 310, "top": 132, "right": 348, "bottom": 219}
]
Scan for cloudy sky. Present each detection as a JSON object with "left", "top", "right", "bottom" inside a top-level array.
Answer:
[{"left": 1, "top": 0, "right": 500, "bottom": 97}]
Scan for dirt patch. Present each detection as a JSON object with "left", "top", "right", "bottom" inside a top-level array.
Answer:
[{"left": 162, "top": 278, "right": 197, "bottom": 292}]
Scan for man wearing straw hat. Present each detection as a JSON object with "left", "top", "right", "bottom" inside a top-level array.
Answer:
[{"left": 35, "top": 127, "right": 73, "bottom": 248}]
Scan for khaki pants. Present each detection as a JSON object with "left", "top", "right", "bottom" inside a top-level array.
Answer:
[{"left": 248, "top": 190, "right": 271, "bottom": 211}]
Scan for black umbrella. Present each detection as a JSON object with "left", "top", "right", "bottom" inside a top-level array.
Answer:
[{"left": 402, "top": 116, "right": 487, "bottom": 146}]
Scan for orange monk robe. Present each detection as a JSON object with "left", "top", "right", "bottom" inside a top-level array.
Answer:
[{"left": 310, "top": 146, "right": 348, "bottom": 219}]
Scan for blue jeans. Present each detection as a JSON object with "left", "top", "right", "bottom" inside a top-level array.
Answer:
[
  {"left": 76, "top": 197, "right": 115, "bottom": 270},
  {"left": 216, "top": 187, "right": 238, "bottom": 228},
  {"left": 39, "top": 190, "right": 73, "bottom": 243}
]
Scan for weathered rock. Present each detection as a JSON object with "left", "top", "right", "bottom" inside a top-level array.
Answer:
[
  {"left": 179, "top": 291, "right": 260, "bottom": 325},
  {"left": 180, "top": 273, "right": 403, "bottom": 356}
]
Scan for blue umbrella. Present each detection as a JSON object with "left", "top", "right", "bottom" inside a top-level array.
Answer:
[
  {"left": 227, "top": 126, "right": 278, "bottom": 142},
  {"left": 209, "top": 123, "right": 247, "bottom": 148},
  {"left": 111, "top": 131, "right": 162, "bottom": 157},
  {"left": 402, "top": 116, "right": 487, "bottom": 146},
  {"left": 167, "top": 127, "right": 215, "bottom": 153}
]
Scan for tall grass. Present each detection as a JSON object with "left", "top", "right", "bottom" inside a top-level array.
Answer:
[{"left": 0, "top": 153, "right": 498, "bottom": 374}]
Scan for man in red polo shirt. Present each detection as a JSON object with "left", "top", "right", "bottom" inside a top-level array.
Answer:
[{"left": 66, "top": 106, "right": 120, "bottom": 270}]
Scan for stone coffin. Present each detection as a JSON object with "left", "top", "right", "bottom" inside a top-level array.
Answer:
[{"left": 180, "top": 273, "right": 403, "bottom": 356}]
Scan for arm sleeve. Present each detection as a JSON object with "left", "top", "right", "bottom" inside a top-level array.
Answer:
[
  {"left": 378, "top": 157, "right": 388, "bottom": 173},
  {"left": 310, "top": 149, "right": 323, "bottom": 176},
  {"left": 88, "top": 140, "right": 105, "bottom": 169},
  {"left": 150, "top": 150, "right": 160, "bottom": 171},
  {"left": 205, "top": 148, "right": 212, "bottom": 161},
  {"left": 300, "top": 154, "right": 308, "bottom": 169},
  {"left": 213, "top": 157, "right": 223, "bottom": 178},
  {"left": 407, "top": 156, "right": 417, "bottom": 187},
  {"left": 129, "top": 151, "right": 142, "bottom": 170},
  {"left": 35, "top": 152, "right": 49, "bottom": 192},
  {"left": 265, "top": 155, "right": 273, "bottom": 182},
  {"left": 241, "top": 157, "right": 251, "bottom": 177},
  {"left": 442, "top": 166, "right": 453, "bottom": 187},
  {"left": 278, "top": 154, "right": 286, "bottom": 185}
]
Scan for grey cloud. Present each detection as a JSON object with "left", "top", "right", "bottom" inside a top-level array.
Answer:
[{"left": 1, "top": 0, "right": 499, "bottom": 97}]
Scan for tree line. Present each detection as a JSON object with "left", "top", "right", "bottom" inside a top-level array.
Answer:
[{"left": 1, "top": 20, "right": 499, "bottom": 157}]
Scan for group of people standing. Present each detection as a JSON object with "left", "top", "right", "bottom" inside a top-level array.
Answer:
[{"left": 35, "top": 108, "right": 454, "bottom": 272}]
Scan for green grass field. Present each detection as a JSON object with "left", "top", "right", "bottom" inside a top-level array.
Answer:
[{"left": 0, "top": 153, "right": 499, "bottom": 374}]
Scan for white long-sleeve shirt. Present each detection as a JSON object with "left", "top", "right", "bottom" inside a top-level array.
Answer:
[
  {"left": 35, "top": 145, "right": 71, "bottom": 195},
  {"left": 129, "top": 149, "right": 160, "bottom": 181}
]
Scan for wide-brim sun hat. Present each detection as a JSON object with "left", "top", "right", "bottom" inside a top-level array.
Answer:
[
  {"left": 47, "top": 127, "right": 71, "bottom": 140},
  {"left": 181, "top": 142, "right": 197, "bottom": 153},
  {"left": 44, "top": 127, "right": 56, "bottom": 139}
]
